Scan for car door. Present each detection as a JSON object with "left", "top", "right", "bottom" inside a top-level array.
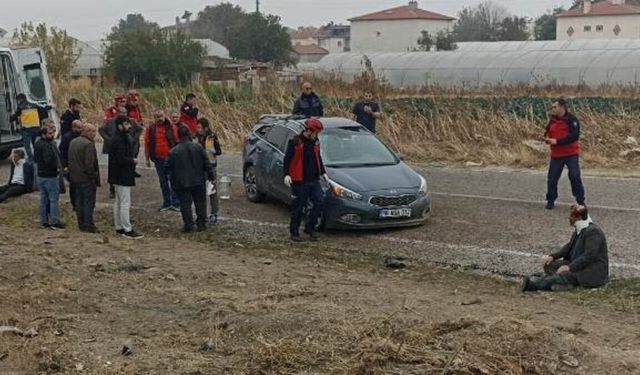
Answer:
[
  {"left": 263, "top": 125, "right": 293, "bottom": 202},
  {"left": 252, "top": 125, "right": 272, "bottom": 190},
  {"left": 0, "top": 51, "right": 19, "bottom": 144},
  {"left": 11, "top": 48, "right": 59, "bottom": 134}
]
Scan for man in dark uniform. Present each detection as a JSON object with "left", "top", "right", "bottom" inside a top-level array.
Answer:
[
  {"left": 292, "top": 82, "right": 324, "bottom": 118},
  {"left": 283, "top": 117, "right": 328, "bottom": 242}
]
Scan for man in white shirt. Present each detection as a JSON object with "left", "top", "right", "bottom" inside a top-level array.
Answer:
[{"left": 0, "top": 149, "right": 32, "bottom": 203}]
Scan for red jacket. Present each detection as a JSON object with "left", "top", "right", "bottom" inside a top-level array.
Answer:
[
  {"left": 545, "top": 113, "right": 580, "bottom": 159},
  {"left": 283, "top": 136, "right": 325, "bottom": 182},
  {"left": 127, "top": 106, "right": 143, "bottom": 123},
  {"left": 145, "top": 121, "right": 178, "bottom": 161},
  {"left": 179, "top": 102, "right": 199, "bottom": 135},
  {"left": 103, "top": 107, "right": 117, "bottom": 125}
]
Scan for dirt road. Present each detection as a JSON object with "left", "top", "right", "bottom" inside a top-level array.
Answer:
[{"left": 1, "top": 155, "right": 639, "bottom": 374}]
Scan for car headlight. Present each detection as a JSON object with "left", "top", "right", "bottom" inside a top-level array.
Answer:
[
  {"left": 329, "top": 180, "right": 362, "bottom": 200},
  {"left": 419, "top": 175, "right": 428, "bottom": 194}
]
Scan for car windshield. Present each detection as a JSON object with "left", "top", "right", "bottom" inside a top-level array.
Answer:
[{"left": 320, "top": 127, "right": 399, "bottom": 168}]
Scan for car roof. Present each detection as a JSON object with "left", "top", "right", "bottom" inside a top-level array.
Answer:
[{"left": 257, "top": 115, "right": 363, "bottom": 131}]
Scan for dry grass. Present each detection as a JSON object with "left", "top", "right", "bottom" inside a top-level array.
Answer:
[{"left": 52, "top": 78, "right": 640, "bottom": 170}]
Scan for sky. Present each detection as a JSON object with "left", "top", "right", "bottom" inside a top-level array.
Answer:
[{"left": 1, "top": 0, "right": 576, "bottom": 41}]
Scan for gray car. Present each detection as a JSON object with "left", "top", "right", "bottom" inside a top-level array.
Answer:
[{"left": 242, "top": 115, "right": 431, "bottom": 230}]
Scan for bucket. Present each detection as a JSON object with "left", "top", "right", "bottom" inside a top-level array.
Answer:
[{"left": 219, "top": 174, "right": 231, "bottom": 200}]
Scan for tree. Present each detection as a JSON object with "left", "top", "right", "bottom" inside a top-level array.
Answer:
[
  {"left": 104, "top": 14, "right": 205, "bottom": 86},
  {"left": 12, "top": 22, "right": 78, "bottom": 80},
  {"left": 417, "top": 30, "right": 434, "bottom": 51},
  {"left": 190, "top": 3, "right": 247, "bottom": 48},
  {"left": 230, "top": 12, "right": 294, "bottom": 66},
  {"left": 191, "top": 4, "right": 293, "bottom": 65},
  {"left": 498, "top": 16, "right": 530, "bottom": 41},
  {"left": 534, "top": 7, "right": 565, "bottom": 41},
  {"left": 435, "top": 30, "right": 457, "bottom": 51},
  {"left": 453, "top": 1, "right": 528, "bottom": 42}
]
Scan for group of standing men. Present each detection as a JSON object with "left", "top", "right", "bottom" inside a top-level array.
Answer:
[{"left": 99, "top": 91, "right": 222, "bottom": 235}]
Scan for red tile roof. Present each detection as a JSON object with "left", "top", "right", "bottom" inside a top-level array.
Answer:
[
  {"left": 293, "top": 44, "right": 329, "bottom": 55},
  {"left": 349, "top": 5, "right": 455, "bottom": 22},
  {"left": 557, "top": 1, "right": 640, "bottom": 17},
  {"left": 289, "top": 27, "right": 324, "bottom": 40}
]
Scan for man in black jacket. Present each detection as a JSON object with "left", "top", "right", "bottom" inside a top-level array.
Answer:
[
  {"left": 292, "top": 82, "right": 324, "bottom": 118},
  {"left": 100, "top": 107, "right": 127, "bottom": 199},
  {"left": 166, "top": 126, "right": 214, "bottom": 233},
  {"left": 108, "top": 115, "right": 143, "bottom": 239},
  {"left": 0, "top": 149, "right": 33, "bottom": 203},
  {"left": 34, "top": 126, "right": 65, "bottom": 229},
  {"left": 523, "top": 205, "right": 609, "bottom": 292},
  {"left": 60, "top": 98, "right": 82, "bottom": 136}
]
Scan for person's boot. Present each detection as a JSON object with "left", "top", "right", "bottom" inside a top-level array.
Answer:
[
  {"left": 545, "top": 201, "right": 554, "bottom": 210},
  {"left": 290, "top": 233, "right": 303, "bottom": 242},
  {"left": 304, "top": 229, "right": 319, "bottom": 242}
]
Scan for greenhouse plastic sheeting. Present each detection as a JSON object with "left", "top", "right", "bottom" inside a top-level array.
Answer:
[{"left": 316, "top": 39, "right": 640, "bottom": 88}]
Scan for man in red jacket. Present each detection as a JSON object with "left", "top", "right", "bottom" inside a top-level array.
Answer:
[
  {"left": 145, "top": 110, "right": 179, "bottom": 211},
  {"left": 103, "top": 93, "right": 126, "bottom": 125},
  {"left": 126, "top": 90, "right": 143, "bottom": 123},
  {"left": 544, "top": 98, "right": 585, "bottom": 210},
  {"left": 179, "top": 93, "right": 199, "bottom": 136},
  {"left": 283, "top": 118, "right": 329, "bottom": 242}
]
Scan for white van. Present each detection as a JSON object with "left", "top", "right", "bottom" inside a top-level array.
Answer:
[{"left": 0, "top": 46, "right": 58, "bottom": 159}]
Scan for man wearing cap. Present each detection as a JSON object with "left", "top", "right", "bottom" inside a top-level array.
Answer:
[
  {"left": 522, "top": 205, "right": 609, "bottom": 292},
  {"left": 283, "top": 117, "right": 328, "bottom": 242}
]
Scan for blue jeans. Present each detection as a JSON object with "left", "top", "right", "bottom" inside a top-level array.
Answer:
[
  {"left": 154, "top": 160, "right": 178, "bottom": 207},
  {"left": 546, "top": 155, "right": 585, "bottom": 205},
  {"left": 290, "top": 181, "right": 323, "bottom": 236},
  {"left": 38, "top": 177, "right": 61, "bottom": 225},
  {"left": 22, "top": 127, "right": 41, "bottom": 161}
]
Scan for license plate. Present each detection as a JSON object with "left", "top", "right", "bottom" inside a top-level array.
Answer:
[{"left": 379, "top": 208, "right": 412, "bottom": 218}]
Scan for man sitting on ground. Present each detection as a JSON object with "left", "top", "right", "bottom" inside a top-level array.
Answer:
[
  {"left": 0, "top": 149, "right": 33, "bottom": 203},
  {"left": 522, "top": 205, "right": 609, "bottom": 292}
]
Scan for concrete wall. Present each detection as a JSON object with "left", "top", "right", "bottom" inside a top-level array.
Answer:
[
  {"left": 319, "top": 37, "right": 348, "bottom": 53},
  {"left": 351, "top": 19, "right": 452, "bottom": 52},
  {"left": 557, "top": 14, "right": 640, "bottom": 40}
]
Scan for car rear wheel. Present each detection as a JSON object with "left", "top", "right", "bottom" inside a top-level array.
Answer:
[{"left": 244, "top": 165, "right": 265, "bottom": 203}]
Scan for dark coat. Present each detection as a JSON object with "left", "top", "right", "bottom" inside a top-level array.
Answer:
[
  {"left": 34, "top": 138, "right": 60, "bottom": 178},
  {"left": 68, "top": 136, "right": 101, "bottom": 186},
  {"left": 59, "top": 131, "right": 80, "bottom": 168},
  {"left": 165, "top": 140, "right": 213, "bottom": 191},
  {"left": 552, "top": 223, "right": 609, "bottom": 288},
  {"left": 108, "top": 129, "right": 137, "bottom": 187},
  {"left": 99, "top": 119, "right": 117, "bottom": 155},
  {"left": 292, "top": 93, "right": 324, "bottom": 118}
]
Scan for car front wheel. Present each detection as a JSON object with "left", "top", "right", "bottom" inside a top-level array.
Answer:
[{"left": 244, "top": 165, "right": 265, "bottom": 203}]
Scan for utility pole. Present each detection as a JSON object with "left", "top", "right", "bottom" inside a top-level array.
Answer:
[{"left": 256, "top": 0, "right": 260, "bottom": 13}]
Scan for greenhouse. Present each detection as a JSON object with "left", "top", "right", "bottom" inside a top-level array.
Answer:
[{"left": 315, "top": 38, "right": 640, "bottom": 88}]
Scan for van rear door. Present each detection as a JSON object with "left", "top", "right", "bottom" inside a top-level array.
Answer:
[{"left": 11, "top": 47, "right": 58, "bottom": 132}]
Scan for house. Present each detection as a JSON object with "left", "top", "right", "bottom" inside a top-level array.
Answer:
[
  {"left": 72, "top": 39, "right": 105, "bottom": 83},
  {"left": 556, "top": 0, "right": 640, "bottom": 40},
  {"left": 289, "top": 27, "right": 323, "bottom": 47},
  {"left": 318, "top": 24, "right": 351, "bottom": 53},
  {"left": 349, "top": 1, "right": 455, "bottom": 53},
  {"left": 293, "top": 44, "right": 330, "bottom": 63}
]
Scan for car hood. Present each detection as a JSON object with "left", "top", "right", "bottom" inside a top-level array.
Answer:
[{"left": 327, "top": 163, "right": 422, "bottom": 193}]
